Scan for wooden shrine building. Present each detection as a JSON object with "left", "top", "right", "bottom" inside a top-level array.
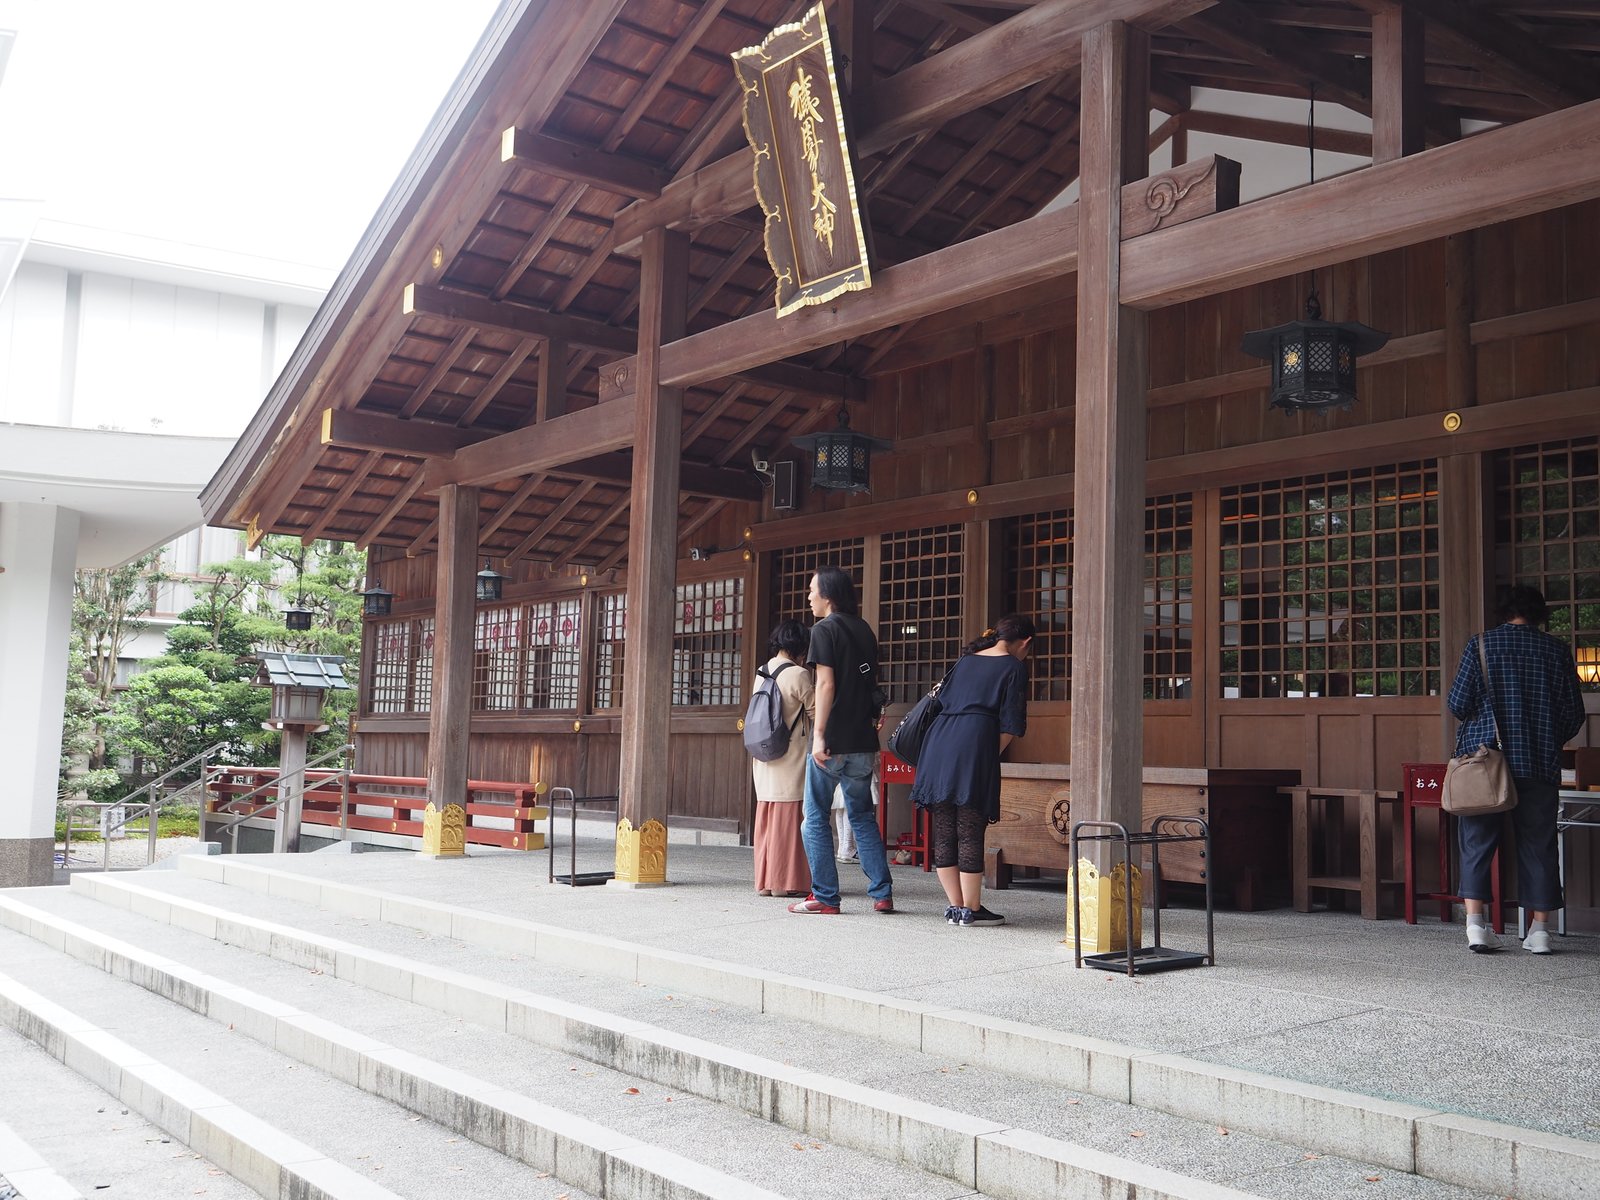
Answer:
[{"left": 202, "top": 0, "right": 1600, "bottom": 926}]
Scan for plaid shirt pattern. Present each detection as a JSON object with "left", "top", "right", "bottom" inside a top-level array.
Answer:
[{"left": 1448, "top": 622, "right": 1586, "bottom": 784}]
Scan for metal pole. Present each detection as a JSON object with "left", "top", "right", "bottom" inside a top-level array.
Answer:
[{"left": 340, "top": 748, "right": 351, "bottom": 841}]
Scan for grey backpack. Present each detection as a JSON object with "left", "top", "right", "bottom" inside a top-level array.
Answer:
[{"left": 743, "top": 661, "right": 802, "bottom": 761}]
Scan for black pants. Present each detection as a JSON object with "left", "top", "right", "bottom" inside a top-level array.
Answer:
[
  {"left": 929, "top": 802, "right": 988, "bottom": 874},
  {"left": 1458, "top": 777, "right": 1563, "bottom": 911}
]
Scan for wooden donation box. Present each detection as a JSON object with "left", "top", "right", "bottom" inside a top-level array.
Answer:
[{"left": 992, "top": 764, "right": 1300, "bottom": 910}]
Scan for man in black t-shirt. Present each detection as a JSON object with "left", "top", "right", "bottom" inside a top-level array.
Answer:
[{"left": 787, "top": 566, "right": 893, "bottom": 915}]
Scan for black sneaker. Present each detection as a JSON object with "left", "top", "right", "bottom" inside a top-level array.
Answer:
[{"left": 966, "top": 906, "right": 1005, "bottom": 926}]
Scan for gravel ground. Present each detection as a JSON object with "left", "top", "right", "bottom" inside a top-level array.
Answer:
[{"left": 53, "top": 835, "right": 204, "bottom": 871}]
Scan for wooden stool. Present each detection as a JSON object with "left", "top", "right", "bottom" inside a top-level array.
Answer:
[{"left": 1286, "top": 786, "right": 1403, "bottom": 919}]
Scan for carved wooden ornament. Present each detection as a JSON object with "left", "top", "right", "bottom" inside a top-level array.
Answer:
[{"left": 732, "top": 3, "right": 871, "bottom": 318}]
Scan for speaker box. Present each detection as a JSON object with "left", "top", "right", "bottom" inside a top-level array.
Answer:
[{"left": 772, "top": 459, "right": 797, "bottom": 511}]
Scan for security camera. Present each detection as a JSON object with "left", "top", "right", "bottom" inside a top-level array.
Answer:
[
  {"left": 689, "top": 546, "right": 707, "bottom": 561},
  {"left": 751, "top": 449, "right": 775, "bottom": 487}
]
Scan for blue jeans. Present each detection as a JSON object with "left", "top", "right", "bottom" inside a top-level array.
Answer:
[{"left": 802, "top": 752, "right": 891, "bottom": 908}]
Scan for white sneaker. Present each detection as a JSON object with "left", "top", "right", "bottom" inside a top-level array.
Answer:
[
  {"left": 1466, "top": 923, "right": 1501, "bottom": 953},
  {"left": 1522, "top": 928, "right": 1553, "bottom": 955}
]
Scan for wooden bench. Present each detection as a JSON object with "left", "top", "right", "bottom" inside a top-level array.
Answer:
[{"left": 1285, "top": 786, "right": 1403, "bottom": 920}]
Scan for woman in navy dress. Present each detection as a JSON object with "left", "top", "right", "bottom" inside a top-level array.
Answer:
[{"left": 909, "top": 614, "right": 1034, "bottom": 926}]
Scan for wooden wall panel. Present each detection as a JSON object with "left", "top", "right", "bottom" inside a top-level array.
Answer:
[
  {"left": 1145, "top": 710, "right": 1203, "bottom": 767},
  {"left": 1315, "top": 715, "right": 1368, "bottom": 789},
  {"left": 1372, "top": 713, "right": 1438, "bottom": 792},
  {"left": 1217, "top": 711, "right": 1306, "bottom": 773}
]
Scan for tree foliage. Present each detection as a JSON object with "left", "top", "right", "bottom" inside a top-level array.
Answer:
[{"left": 67, "top": 537, "right": 366, "bottom": 799}]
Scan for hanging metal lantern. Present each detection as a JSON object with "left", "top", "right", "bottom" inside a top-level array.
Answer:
[
  {"left": 475, "top": 561, "right": 506, "bottom": 603},
  {"left": 1240, "top": 291, "right": 1389, "bottom": 414},
  {"left": 360, "top": 584, "right": 395, "bottom": 617},
  {"left": 791, "top": 407, "right": 892, "bottom": 494},
  {"left": 283, "top": 604, "right": 314, "bottom": 631}
]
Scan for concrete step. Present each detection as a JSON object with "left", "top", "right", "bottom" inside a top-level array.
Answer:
[
  {"left": 1, "top": 885, "right": 999, "bottom": 1200},
  {"left": 157, "top": 852, "right": 1597, "bottom": 1200},
  {"left": 0, "top": 910, "right": 588, "bottom": 1200},
  {"left": 15, "top": 868, "right": 1523, "bottom": 1200},
  {"left": 0, "top": 1107, "right": 86, "bottom": 1200}
]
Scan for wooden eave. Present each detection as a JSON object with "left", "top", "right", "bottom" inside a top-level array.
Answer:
[{"left": 203, "top": 0, "right": 1600, "bottom": 570}]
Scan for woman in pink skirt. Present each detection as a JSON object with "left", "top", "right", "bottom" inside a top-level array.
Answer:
[{"left": 750, "top": 620, "right": 814, "bottom": 897}]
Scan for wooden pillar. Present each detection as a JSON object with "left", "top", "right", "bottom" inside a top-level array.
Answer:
[
  {"left": 1438, "top": 232, "right": 1492, "bottom": 756},
  {"left": 615, "top": 226, "right": 688, "bottom": 885},
  {"left": 1069, "top": 21, "right": 1149, "bottom": 952},
  {"left": 1371, "top": 7, "right": 1425, "bottom": 163},
  {"left": 426, "top": 482, "right": 478, "bottom": 856}
]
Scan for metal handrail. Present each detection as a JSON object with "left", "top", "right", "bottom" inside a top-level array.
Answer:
[
  {"left": 208, "top": 743, "right": 355, "bottom": 853},
  {"left": 59, "top": 739, "right": 234, "bottom": 873}
]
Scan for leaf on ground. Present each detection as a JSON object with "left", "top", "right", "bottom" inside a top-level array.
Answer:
[
  {"left": 1217, "top": 1126, "right": 1230, "bottom": 1136},
  {"left": 1365, "top": 1176, "right": 1381, "bottom": 1183},
  {"left": 624, "top": 1087, "right": 640, "bottom": 1095},
  {"left": 1129, "top": 1130, "right": 1146, "bottom": 1138},
  {"left": 1303, "top": 1153, "right": 1322, "bottom": 1161},
  {"left": 1065, "top": 1099, "right": 1081, "bottom": 1106},
  {"left": 793, "top": 1143, "right": 806, "bottom": 1151}
]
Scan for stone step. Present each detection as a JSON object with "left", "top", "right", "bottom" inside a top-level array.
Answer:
[
  {"left": 0, "top": 1110, "right": 85, "bottom": 1200},
  {"left": 159, "top": 851, "right": 1594, "bottom": 1200},
  {"left": 0, "top": 886, "right": 995, "bottom": 1200},
  {"left": 25, "top": 870, "right": 1511, "bottom": 1200},
  {"left": 0, "top": 912, "right": 585, "bottom": 1200}
]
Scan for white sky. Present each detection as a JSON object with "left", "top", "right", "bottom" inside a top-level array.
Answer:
[{"left": 0, "top": 0, "right": 502, "bottom": 271}]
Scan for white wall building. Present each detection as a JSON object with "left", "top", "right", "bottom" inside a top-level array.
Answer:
[{"left": 0, "top": 202, "right": 330, "bottom": 885}]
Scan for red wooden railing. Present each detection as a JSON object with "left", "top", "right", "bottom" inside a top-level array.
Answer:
[{"left": 204, "top": 768, "right": 547, "bottom": 850}]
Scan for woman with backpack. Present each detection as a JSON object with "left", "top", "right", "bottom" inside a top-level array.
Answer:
[{"left": 750, "top": 619, "right": 815, "bottom": 897}]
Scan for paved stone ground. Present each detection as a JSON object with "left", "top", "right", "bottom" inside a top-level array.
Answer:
[{"left": 53, "top": 834, "right": 202, "bottom": 872}]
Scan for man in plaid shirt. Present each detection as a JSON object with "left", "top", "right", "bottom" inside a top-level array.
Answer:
[{"left": 1447, "top": 586, "right": 1585, "bottom": 955}]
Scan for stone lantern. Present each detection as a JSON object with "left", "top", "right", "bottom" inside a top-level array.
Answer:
[{"left": 252, "top": 653, "right": 350, "bottom": 853}]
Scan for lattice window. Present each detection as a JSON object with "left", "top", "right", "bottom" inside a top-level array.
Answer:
[
  {"left": 1220, "top": 463, "right": 1440, "bottom": 699},
  {"left": 1145, "top": 494, "right": 1195, "bottom": 700},
  {"left": 473, "top": 606, "right": 520, "bottom": 711},
  {"left": 412, "top": 617, "right": 435, "bottom": 713},
  {"left": 1003, "top": 510, "right": 1072, "bottom": 701},
  {"left": 879, "top": 525, "right": 964, "bottom": 703},
  {"left": 370, "top": 620, "right": 411, "bottom": 714},
  {"left": 673, "top": 577, "right": 744, "bottom": 706},
  {"left": 1495, "top": 436, "right": 1600, "bottom": 690},
  {"left": 592, "top": 592, "right": 627, "bottom": 710},
  {"left": 771, "top": 537, "right": 866, "bottom": 624},
  {"left": 522, "top": 598, "right": 582, "bottom": 710}
]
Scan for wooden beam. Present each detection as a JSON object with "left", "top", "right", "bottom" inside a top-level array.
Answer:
[
  {"left": 399, "top": 327, "right": 478, "bottom": 418},
  {"left": 403, "top": 282, "right": 636, "bottom": 354},
  {"left": 536, "top": 335, "right": 569, "bottom": 423},
  {"left": 321, "top": 409, "right": 487, "bottom": 457},
  {"left": 457, "top": 340, "right": 536, "bottom": 426},
  {"left": 1349, "top": 0, "right": 1599, "bottom": 113},
  {"left": 554, "top": 451, "right": 762, "bottom": 501},
  {"left": 553, "top": 491, "right": 629, "bottom": 570},
  {"left": 506, "top": 480, "right": 596, "bottom": 564},
  {"left": 1182, "top": 109, "right": 1372, "bottom": 157},
  {"left": 1121, "top": 98, "right": 1600, "bottom": 307},
  {"left": 499, "top": 126, "right": 671, "bottom": 198},
  {"left": 301, "top": 450, "right": 379, "bottom": 545},
  {"left": 356, "top": 472, "right": 427, "bottom": 551},
  {"left": 480, "top": 473, "right": 547, "bottom": 543},
  {"left": 612, "top": 0, "right": 1219, "bottom": 250},
  {"left": 1370, "top": 5, "right": 1425, "bottom": 163},
  {"left": 602, "top": 155, "right": 1234, "bottom": 398},
  {"left": 1191, "top": 1, "right": 1372, "bottom": 116},
  {"left": 422, "top": 397, "right": 637, "bottom": 491}
]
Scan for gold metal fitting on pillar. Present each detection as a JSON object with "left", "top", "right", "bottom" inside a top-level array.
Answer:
[
  {"left": 1065, "top": 858, "right": 1142, "bottom": 954},
  {"left": 421, "top": 801, "right": 467, "bottom": 858},
  {"left": 614, "top": 816, "right": 668, "bottom": 885}
]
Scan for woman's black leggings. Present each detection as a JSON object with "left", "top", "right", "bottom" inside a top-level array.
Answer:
[{"left": 929, "top": 801, "right": 988, "bottom": 874}]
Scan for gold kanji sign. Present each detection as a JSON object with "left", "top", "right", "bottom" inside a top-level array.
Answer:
[{"left": 732, "top": 4, "right": 871, "bottom": 318}]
